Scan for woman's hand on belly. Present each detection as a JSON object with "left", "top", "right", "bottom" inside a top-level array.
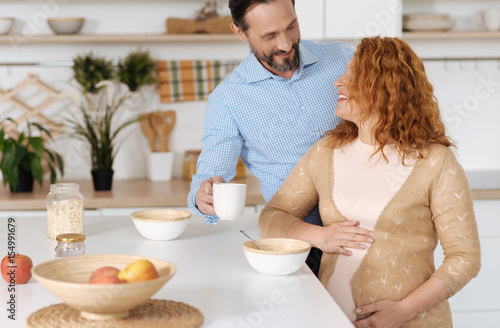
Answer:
[
  {"left": 353, "top": 276, "right": 449, "bottom": 328},
  {"left": 318, "top": 220, "right": 374, "bottom": 256},
  {"left": 353, "top": 300, "right": 411, "bottom": 328}
]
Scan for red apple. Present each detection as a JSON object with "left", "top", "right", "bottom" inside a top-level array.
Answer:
[
  {"left": 89, "top": 266, "right": 123, "bottom": 284},
  {"left": 1, "top": 253, "right": 33, "bottom": 284}
]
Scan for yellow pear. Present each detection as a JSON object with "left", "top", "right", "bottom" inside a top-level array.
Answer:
[{"left": 118, "top": 259, "right": 159, "bottom": 283}]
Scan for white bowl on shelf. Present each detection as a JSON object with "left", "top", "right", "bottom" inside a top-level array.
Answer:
[
  {"left": 47, "top": 17, "right": 85, "bottom": 35},
  {"left": 243, "top": 238, "right": 311, "bottom": 275},
  {"left": 131, "top": 209, "right": 191, "bottom": 241},
  {"left": 0, "top": 17, "right": 15, "bottom": 35}
]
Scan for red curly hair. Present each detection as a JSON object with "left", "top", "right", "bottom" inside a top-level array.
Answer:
[{"left": 325, "top": 37, "right": 453, "bottom": 163}]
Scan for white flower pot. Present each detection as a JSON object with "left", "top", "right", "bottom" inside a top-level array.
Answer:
[{"left": 146, "top": 151, "right": 174, "bottom": 181}]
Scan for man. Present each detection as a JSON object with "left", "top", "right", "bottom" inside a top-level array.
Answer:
[{"left": 188, "top": 0, "right": 366, "bottom": 275}]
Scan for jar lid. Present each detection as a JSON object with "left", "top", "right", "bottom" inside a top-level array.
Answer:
[{"left": 56, "top": 233, "right": 85, "bottom": 242}]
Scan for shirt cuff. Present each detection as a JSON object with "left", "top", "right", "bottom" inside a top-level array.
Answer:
[{"left": 187, "top": 189, "right": 220, "bottom": 225}]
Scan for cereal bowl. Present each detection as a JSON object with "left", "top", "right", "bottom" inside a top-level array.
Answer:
[
  {"left": 31, "top": 254, "right": 176, "bottom": 320},
  {"left": 243, "top": 238, "right": 311, "bottom": 275},
  {"left": 47, "top": 17, "right": 85, "bottom": 34},
  {"left": 131, "top": 209, "right": 191, "bottom": 241}
]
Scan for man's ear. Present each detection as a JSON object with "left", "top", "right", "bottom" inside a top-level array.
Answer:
[{"left": 230, "top": 23, "right": 247, "bottom": 42}]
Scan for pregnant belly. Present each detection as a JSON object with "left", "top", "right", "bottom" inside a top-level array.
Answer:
[{"left": 326, "top": 248, "right": 368, "bottom": 321}]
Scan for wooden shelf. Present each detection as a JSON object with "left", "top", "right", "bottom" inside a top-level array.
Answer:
[
  {"left": 1, "top": 31, "right": 499, "bottom": 44},
  {"left": 0, "top": 33, "right": 239, "bottom": 44},
  {"left": 403, "top": 30, "right": 500, "bottom": 40}
]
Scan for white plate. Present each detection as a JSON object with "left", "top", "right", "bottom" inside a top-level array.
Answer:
[
  {"left": 403, "top": 20, "right": 455, "bottom": 32},
  {"left": 403, "top": 13, "right": 450, "bottom": 22}
]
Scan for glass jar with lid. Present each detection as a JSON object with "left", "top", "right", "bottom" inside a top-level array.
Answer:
[
  {"left": 183, "top": 150, "right": 201, "bottom": 180},
  {"left": 55, "top": 233, "right": 86, "bottom": 259},
  {"left": 46, "top": 183, "right": 84, "bottom": 239}
]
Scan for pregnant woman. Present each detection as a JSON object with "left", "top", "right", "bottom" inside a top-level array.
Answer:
[{"left": 258, "top": 37, "right": 481, "bottom": 327}]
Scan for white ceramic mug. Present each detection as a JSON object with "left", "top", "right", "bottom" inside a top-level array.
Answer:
[
  {"left": 213, "top": 183, "right": 247, "bottom": 220},
  {"left": 476, "top": 9, "right": 500, "bottom": 31}
]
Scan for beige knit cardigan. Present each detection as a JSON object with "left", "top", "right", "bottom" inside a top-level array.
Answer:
[{"left": 259, "top": 138, "right": 481, "bottom": 327}]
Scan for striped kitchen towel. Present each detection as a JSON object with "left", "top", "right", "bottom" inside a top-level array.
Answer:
[{"left": 158, "top": 60, "right": 236, "bottom": 103}]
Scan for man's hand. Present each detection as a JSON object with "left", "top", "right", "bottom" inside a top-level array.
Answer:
[
  {"left": 195, "top": 176, "right": 225, "bottom": 215},
  {"left": 318, "top": 221, "right": 374, "bottom": 256}
]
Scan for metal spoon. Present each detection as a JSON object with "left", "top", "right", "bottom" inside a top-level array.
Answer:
[{"left": 240, "top": 230, "right": 264, "bottom": 251}]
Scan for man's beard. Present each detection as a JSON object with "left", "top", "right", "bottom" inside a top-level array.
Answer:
[{"left": 252, "top": 41, "right": 300, "bottom": 73}]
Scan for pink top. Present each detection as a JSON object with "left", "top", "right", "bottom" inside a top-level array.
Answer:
[{"left": 327, "top": 138, "right": 415, "bottom": 321}]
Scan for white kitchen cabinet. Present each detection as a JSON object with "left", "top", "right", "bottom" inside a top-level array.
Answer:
[
  {"left": 434, "top": 199, "right": 500, "bottom": 326},
  {"left": 453, "top": 312, "right": 499, "bottom": 328},
  {"left": 295, "top": 0, "right": 324, "bottom": 40},
  {"left": 325, "top": 0, "right": 402, "bottom": 39}
]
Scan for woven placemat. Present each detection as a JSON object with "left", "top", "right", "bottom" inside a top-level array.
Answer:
[{"left": 27, "top": 299, "right": 204, "bottom": 328}]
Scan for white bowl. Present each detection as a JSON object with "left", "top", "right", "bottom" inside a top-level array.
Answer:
[
  {"left": 47, "top": 17, "right": 85, "bottom": 35},
  {"left": 131, "top": 209, "right": 191, "bottom": 241},
  {"left": 0, "top": 17, "right": 15, "bottom": 35},
  {"left": 243, "top": 238, "right": 311, "bottom": 275},
  {"left": 32, "top": 254, "right": 176, "bottom": 320}
]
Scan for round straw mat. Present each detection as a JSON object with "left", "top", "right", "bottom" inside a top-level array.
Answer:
[{"left": 27, "top": 299, "right": 204, "bottom": 328}]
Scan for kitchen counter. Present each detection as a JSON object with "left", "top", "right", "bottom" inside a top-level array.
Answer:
[
  {"left": 465, "top": 171, "right": 500, "bottom": 200},
  {"left": 0, "top": 176, "right": 265, "bottom": 211},
  {"left": 0, "top": 172, "right": 498, "bottom": 211},
  {"left": 0, "top": 212, "right": 354, "bottom": 328}
]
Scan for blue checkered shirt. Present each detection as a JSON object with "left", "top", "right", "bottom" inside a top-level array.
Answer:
[{"left": 188, "top": 40, "right": 354, "bottom": 224}]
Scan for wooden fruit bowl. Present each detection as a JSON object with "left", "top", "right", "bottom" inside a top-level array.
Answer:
[{"left": 31, "top": 254, "right": 176, "bottom": 320}]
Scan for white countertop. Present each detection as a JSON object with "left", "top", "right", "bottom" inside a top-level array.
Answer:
[{"left": 0, "top": 212, "right": 353, "bottom": 328}]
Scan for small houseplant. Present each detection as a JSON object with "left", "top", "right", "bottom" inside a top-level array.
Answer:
[
  {"left": 68, "top": 50, "right": 155, "bottom": 190},
  {"left": 0, "top": 120, "right": 64, "bottom": 192},
  {"left": 117, "top": 50, "right": 157, "bottom": 92},
  {"left": 65, "top": 81, "right": 137, "bottom": 191},
  {"left": 73, "top": 52, "right": 114, "bottom": 94}
]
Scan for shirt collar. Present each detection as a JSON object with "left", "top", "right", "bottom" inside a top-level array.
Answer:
[{"left": 242, "top": 40, "right": 320, "bottom": 83}]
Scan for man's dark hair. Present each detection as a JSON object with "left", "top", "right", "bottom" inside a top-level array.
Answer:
[{"left": 228, "top": 0, "right": 295, "bottom": 33}]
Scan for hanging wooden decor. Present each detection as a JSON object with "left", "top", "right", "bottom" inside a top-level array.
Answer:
[{"left": 0, "top": 74, "right": 65, "bottom": 139}]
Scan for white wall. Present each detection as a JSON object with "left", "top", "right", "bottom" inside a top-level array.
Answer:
[
  {"left": 402, "top": 0, "right": 500, "bottom": 171},
  {"left": 424, "top": 59, "right": 500, "bottom": 171},
  {"left": 1, "top": 0, "right": 499, "bottom": 182}
]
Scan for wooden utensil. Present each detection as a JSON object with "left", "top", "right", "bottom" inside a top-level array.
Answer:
[
  {"left": 161, "top": 110, "right": 176, "bottom": 152},
  {"left": 138, "top": 113, "right": 157, "bottom": 152},
  {"left": 150, "top": 111, "right": 168, "bottom": 152}
]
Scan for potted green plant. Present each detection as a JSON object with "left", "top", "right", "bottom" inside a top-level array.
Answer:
[
  {"left": 0, "top": 120, "right": 64, "bottom": 193},
  {"left": 65, "top": 81, "right": 137, "bottom": 191},
  {"left": 117, "top": 50, "right": 157, "bottom": 92},
  {"left": 73, "top": 52, "right": 114, "bottom": 94}
]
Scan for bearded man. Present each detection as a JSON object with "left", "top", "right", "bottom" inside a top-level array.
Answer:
[{"left": 188, "top": 0, "right": 364, "bottom": 275}]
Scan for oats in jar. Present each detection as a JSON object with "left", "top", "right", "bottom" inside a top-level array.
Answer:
[{"left": 46, "top": 183, "right": 84, "bottom": 239}]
